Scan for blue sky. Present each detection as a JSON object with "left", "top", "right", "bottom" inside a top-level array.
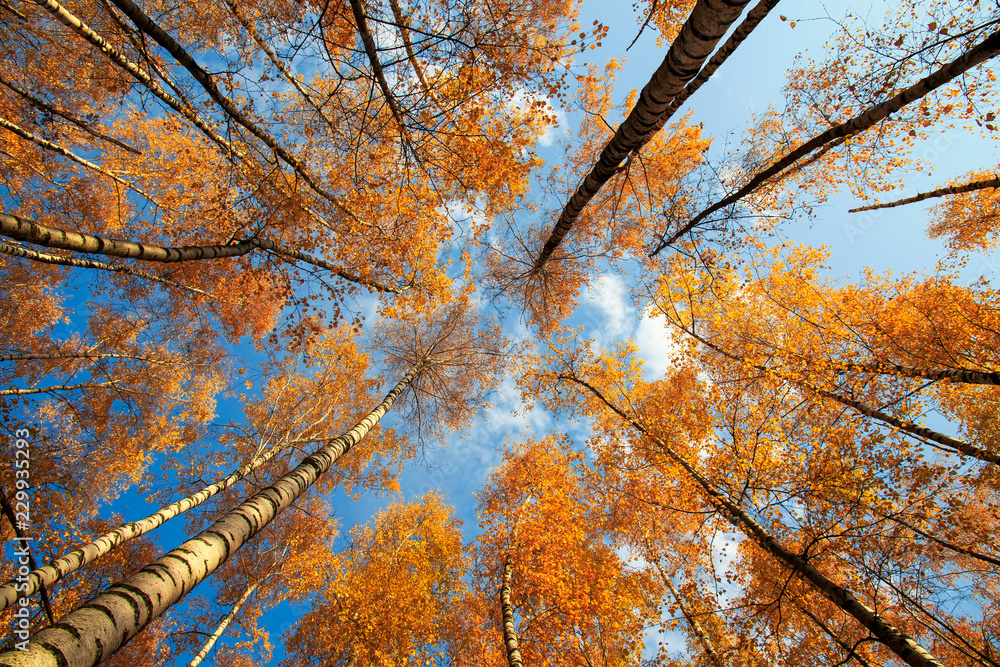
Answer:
[
  {"left": 9, "top": 0, "right": 998, "bottom": 662},
  {"left": 201, "top": 0, "right": 998, "bottom": 661}
]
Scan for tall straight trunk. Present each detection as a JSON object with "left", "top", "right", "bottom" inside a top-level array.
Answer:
[
  {"left": 531, "top": 0, "right": 752, "bottom": 275},
  {"left": 0, "top": 116, "right": 156, "bottom": 202},
  {"left": 651, "top": 29, "right": 1000, "bottom": 255},
  {"left": 0, "top": 241, "right": 214, "bottom": 297},
  {"left": 0, "top": 365, "right": 419, "bottom": 667},
  {"left": 678, "top": 325, "right": 1000, "bottom": 466},
  {"left": 849, "top": 175, "right": 1000, "bottom": 213},
  {"left": 0, "top": 212, "right": 254, "bottom": 262},
  {"left": 108, "top": 0, "right": 352, "bottom": 214},
  {"left": 349, "top": 0, "right": 407, "bottom": 133},
  {"left": 0, "top": 351, "right": 151, "bottom": 363},
  {"left": 0, "top": 73, "right": 140, "bottom": 154},
  {"left": 562, "top": 374, "right": 943, "bottom": 667},
  {"left": 801, "top": 381, "right": 1000, "bottom": 466},
  {"left": 388, "top": 0, "right": 444, "bottom": 114},
  {"left": 642, "top": 0, "right": 781, "bottom": 140},
  {"left": 0, "top": 213, "right": 396, "bottom": 292},
  {"left": 31, "top": 0, "right": 239, "bottom": 156},
  {"left": 186, "top": 582, "right": 259, "bottom": 667},
  {"left": 0, "top": 444, "right": 283, "bottom": 613},
  {"left": 653, "top": 561, "right": 725, "bottom": 667},
  {"left": 500, "top": 551, "right": 524, "bottom": 667}
]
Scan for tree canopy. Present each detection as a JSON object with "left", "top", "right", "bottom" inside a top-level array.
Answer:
[{"left": 0, "top": 0, "right": 998, "bottom": 664}]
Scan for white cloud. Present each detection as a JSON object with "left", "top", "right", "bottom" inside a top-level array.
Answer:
[
  {"left": 709, "top": 527, "right": 744, "bottom": 608},
  {"left": 507, "top": 89, "right": 569, "bottom": 149},
  {"left": 634, "top": 307, "right": 685, "bottom": 380},
  {"left": 586, "top": 273, "right": 634, "bottom": 345},
  {"left": 537, "top": 105, "right": 569, "bottom": 148}
]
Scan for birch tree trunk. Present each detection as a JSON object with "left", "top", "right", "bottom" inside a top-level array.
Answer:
[
  {"left": 0, "top": 445, "right": 282, "bottom": 613},
  {"left": 0, "top": 72, "right": 140, "bottom": 154},
  {"left": 531, "top": 0, "right": 752, "bottom": 274},
  {"left": 653, "top": 561, "right": 725, "bottom": 667},
  {"left": 642, "top": 0, "right": 781, "bottom": 140},
  {"left": 0, "top": 213, "right": 254, "bottom": 262},
  {"left": 349, "top": 0, "right": 407, "bottom": 133},
  {"left": 0, "top": 382, "right": 113, "bottom": 396},
  {"left": 651, "top": 29, "right": 1000, "bottom": 255},
  {"left": 849, "top": 175, "right": 1000, "bottom": 213},
  {"left": 31, "top": 0, "right": 239, "bottom": 156},
  {"left": 0, "top": 241, "right": 214, "bottom": 297},
  {"left": 388, "top": 0, "right": 445, "bottom": 113},
  {"left": 563, "top": 374, "right": 944, "bottom": 667},
  {"left": 799, "top": 380, "right": 1000, "bottom": 466},
  {"left": 824, "top": 360, "right": 1000, "bottom": 387},
  {"left": 0, "top": 116, "right": 156, "bottom": 201},
  {"left": 0, "top": 365, "right": 419, "bottom": 667},
  {"left": 677, "top": 325, "right": 1000, "bottom": 465},
  {"left": 0, "top": 213, "right": 397, "bottom": 292},
  {"left": 500, "top": 551, "right": 524, "bottom": 667},
  {"left": 186, "top": 582, "right": 259, "bottom": 667},
  {"left": 0, "top": 352, "right": 150, "bottom": 363}
]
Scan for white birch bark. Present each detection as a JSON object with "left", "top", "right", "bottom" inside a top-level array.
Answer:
[
  {"left": 186, "top": 582, "right": 259, "bottom": 667},
  {"left": 565, "top": 374, "right": 944, "bottom": 667},
  {"left": 0, "top": 366, "right": 418, "bottom": 667},
  {"left": 0, "top": 445, "right": 282, "bottom": 613}
]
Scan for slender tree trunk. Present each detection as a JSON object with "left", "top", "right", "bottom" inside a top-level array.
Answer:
[
  {"left": 887, "top": 515, "right": 1000, "bottom": 567},
  {"left": 0, "top": 351, "right": 148, "bottom": 363},
  {"left": 653, "top": 561, "right": 725, "bottom": 667},
  {"left": 0, "top": 0, "right": 25, "bottom": 19},
  {"left": 0, "top": 241, "right": 215, "bottom": 297},
  {"left": 220, "top": 0, "right": 332, "bottom": 121},
  {"left": 249, "top": 238, "right": 402, "bottom": 293},
  {"left": 500, "top": 551, "right": 524, "bottom": 667},
  {"left": 0, "top": 444, "right": 283, "bottom": 613},
  {"left": 849, "top": 175, "right": 1000, "bottom": 213},
  {"left": 531, "top": 0, "right": 752, "bottom": 275},
  {"left": 796, "top": 603, "right": 875, "bottom": 667},
  {"left": 0, "top": 116, "right": 156, "bottom": 202},
  {"left": 0, "top": 73, "right": 140, "bottom": 154},
  {"left": 186, "top": 582, "right": 259, "bottom": 667},
  {"left": 677, "top": 324, "right": 1000, "bottom": 466},
  {"left": 0, "top": 366, "right": 419, "bottom": 667},
  {"left": 651, "top": 29, "right": 1000, "bottom": 255},
  {"left": 31, "top": 0, "right": 240, "bottom": 156},
  {"left": 0, "top": 489, "right": 55, "bottom": 624},
  {"left": 349, "top": 0, "right": 407, "bottom": 133},
  {"left": 800, "top": 380, "right": 1000, "bottom": 466},
  {"left": 0, "top": 212, "right": 254, "bottom": 262},
  {"left": 388, "top": 0, "right": 445, "bottom": 114},
  {"left": 825, "top": 359, "right": 1000, "bottom": 387},
  {"left": 562, "top": 373, "right": 944, "bottom": 667},
  {"left": 0, "top": 382, "right": 113, "bottom": 396},
  {"left": 1, "top": 213, "right": 396, "bottom": 292},
  {"left": 879, "top": 576, "right": 1000, "bottom": 666},
  {"left": 643, "top": 0, "right": 781, "bottom": 140},
  {"left": 108, "top": 0, "right": 352, "bottom": 214}
]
